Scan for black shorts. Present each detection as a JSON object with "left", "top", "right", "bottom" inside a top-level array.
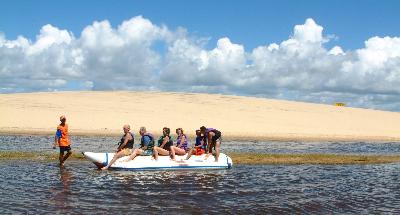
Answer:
[
  {"left": 211, "top": 131, "right": 222, "bottom": 144},
  {"left": 60, "top": 146, "right": 71, "bottom": 153},
  {"left": 163, "top": 142, "right": 173, "bottom": 151}
]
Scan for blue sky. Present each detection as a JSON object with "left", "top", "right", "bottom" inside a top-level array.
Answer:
[
  {"left": 2, "top": 0, "right": 399, "bottom": 50},
  {"left": 1, "top": 0, "right": 400, "bottom": 111}
]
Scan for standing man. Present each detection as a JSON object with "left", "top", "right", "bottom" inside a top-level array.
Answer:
[
  {"left": 200, "top": 126, "right": 222, "bottom": 162},
  {"left": 53, "top": 115, "right": 72, "bottom": 167}
]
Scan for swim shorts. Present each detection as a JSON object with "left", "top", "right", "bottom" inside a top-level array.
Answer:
[
  {"left": 121, "top": 148, "right": 133, "bottom": 156},
  {"left": 59, "top": 145, "right": 71, "bottom": 153},
  {"left": 141, "top": 149, "right": 153, "bottom": 156}
]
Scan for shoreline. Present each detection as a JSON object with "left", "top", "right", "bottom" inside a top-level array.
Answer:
[
  {"left": 1, "top": 151, "right": 400, "bottom": 165},
  {"left": 1, "top": 129, "right": 400, "bottom": 142}
]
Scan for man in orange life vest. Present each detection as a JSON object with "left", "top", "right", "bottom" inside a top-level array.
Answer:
[{"left": 53, "top": 115, "right": 72, "bottom": 167}]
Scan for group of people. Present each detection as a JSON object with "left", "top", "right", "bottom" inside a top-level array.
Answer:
[
  {"left": 101, "top": 125, "right": 222, "bottom": 170},
  {"left": 53, "top": 115, "right": 222, "bottom": 169}
]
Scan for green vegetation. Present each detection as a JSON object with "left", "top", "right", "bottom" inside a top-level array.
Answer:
[
  {"left": 0, "top": 151, "right": 85, "bottom": 161},
  {"left": 230, "top": 153, "right": 400, "bottom": 165},
  {"left": 1, "top": 151, "right": 400, "bottom": 165}
]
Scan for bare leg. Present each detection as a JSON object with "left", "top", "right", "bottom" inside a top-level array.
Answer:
[
  {"left": 204, "top": 142, "right": 215, "bottom": 160},
  {"left": 153, "top": 147, "right": 169, "bottom": 161},
  {"left": 153, "top": 147, "right": 158, "bottom": 161},
  {"left": 171, "top": 146, "right": 186, "bottom": 160},
  {"left": 59, "top": 152, "right": 65, "bottom": 167},
  {"left": 124, "top": 149, "right": 142, "bottom": 162},
  {"left": 185, "top": 148, "right": 194, "bottom": 160},
  {"left": 101, "top": 151, "right": 125, "bottom": 170},
  {"left": 62, "top": 151, "right": 72, "bottom": 163},
  {"left": 170, "top": 146, "right": 176, "bottom": 160},
  {"left": 215, "top": 141, "right": 220, "bottom": 162}
]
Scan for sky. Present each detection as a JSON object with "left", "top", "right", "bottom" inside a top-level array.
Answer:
[{"left": 1, "top": 0, "right": 400, "bottom": 111}]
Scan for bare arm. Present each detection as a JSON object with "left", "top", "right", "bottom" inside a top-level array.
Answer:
[
  {"left": 53, "top": 136, "right": 59, "bottom": 148},
  {"left": 177, "top": 135, "right": 185, "bottom": 148},
  {"left": 159, "top": 136, "right": 169, "bottom": 148},
  {"left": 206, "top": 132, "right": 213, "bottom": 153},
  {"left": 117, "top": 134, "right": 131, "bottom": 152}
]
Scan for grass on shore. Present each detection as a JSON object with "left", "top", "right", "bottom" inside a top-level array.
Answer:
[
  {"left": 1, "top": 151, "right": 400, "bottom": 165},
  {"left": 230, "top": 153, "right": 400, "bottom": 165},
  {"left": 0, "top": 151, "right": 85, "bottom": 161}
]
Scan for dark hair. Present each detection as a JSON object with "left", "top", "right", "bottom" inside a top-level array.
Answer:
[
  {"left": 200, "top": 126, "right": 206, "bottom": 132},
  {"left": 163, "top": 127, "right": 170, "bottom": 135},
  {"left": 176, "top": 128, "right": 184, "bottom": 134}
]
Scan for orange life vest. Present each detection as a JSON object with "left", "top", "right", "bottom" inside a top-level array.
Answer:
[{"left": 57, "top": 124, "right": 70, "bottom": 146}]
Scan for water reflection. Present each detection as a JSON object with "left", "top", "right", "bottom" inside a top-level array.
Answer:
[{"left": 51, "top": 167, "right": 73, "bottom": 212}]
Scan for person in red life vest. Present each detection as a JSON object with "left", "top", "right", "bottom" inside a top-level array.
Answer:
[
  {"left": 200, "top": 126, "right": 222, "bottom": 162},
  {"left": 185, "top": 129, "right": 207, "bottom": 160},
  {"left": 53, "top": 115, "right": 72, "bottom": 167}
]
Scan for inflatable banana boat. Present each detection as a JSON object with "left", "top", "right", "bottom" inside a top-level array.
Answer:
[{"left": 83, "top": 152, "right": 233, "bottom": 170}]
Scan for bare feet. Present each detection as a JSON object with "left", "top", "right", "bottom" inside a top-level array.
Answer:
[{"left": 101, "top": 166, "right": 108, "bottom": 170}]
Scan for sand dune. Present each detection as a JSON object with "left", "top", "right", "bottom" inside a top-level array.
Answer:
[{"left": 0, "top": 91, "right": 399, "bottom": 141}]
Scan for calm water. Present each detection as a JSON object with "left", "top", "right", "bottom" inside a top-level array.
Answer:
[
  {"left": 1, "top": 161, "right": 400, "bottom": 214},
  {"left": 1, "top": 135, "right": 400, "bottom": 154},
  {"left": 1, "top": 135, "right": 400, "bottom": 214}
]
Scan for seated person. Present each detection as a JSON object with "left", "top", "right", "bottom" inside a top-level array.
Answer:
[
  {"left": 153, "top": 127, "right": 173, "bottom": 161},
  {"left": 124, "top": 126, "right": 155, "bottom": 161},
  {"left": 101, "top": 124, "right": 134, "bottom": 170},
  {"left": 170, "top": 128, "right": 188, "bottom": 160},
  {"left": 186, "top": 129, "right": 207, "bottom": 160}
]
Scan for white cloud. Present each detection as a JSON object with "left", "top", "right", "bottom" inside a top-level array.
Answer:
[{"left": 1, "top": 17, "right": 400, "bottom": 110}]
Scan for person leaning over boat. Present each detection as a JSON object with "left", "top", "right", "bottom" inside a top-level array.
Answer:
[
  {"left": 186, "top": 129, "right": 207, "bottom": 160},
  {"left": 101, "top": 124, "right": 134, "bottom": 170},
  {"left": 153, "top": 127, "right": 173, "bottom": 161},
  {"left": 200, "top": 126, "right": 222, "bottom": 162},
  {"left": 123, "top": 126, "right": 155, "bottom": 161},
  {"left": 170, "top": 128, "right": 188, "bottom": 160},
  {"left": 53, "top": 115, "right": 72, "bottom": 167}
]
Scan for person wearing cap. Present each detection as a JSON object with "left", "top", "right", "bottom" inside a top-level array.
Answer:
[{"left": 53, "top": 115, "right": 72, "bottom": 167}]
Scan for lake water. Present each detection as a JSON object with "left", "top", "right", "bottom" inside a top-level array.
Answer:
[
  {"left": 1, "top": 135, "right": 400, "bottom": 154},
  {"left": 1, "top": 135, "right": 400, "bottom": 214}
]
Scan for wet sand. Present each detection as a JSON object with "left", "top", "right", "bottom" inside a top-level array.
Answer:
[{"left": 1, "top": 91, "right": 400, "bottom": 141}]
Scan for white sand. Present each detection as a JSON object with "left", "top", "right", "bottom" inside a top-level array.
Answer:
[{"left": 1, "top": 91, "right": 399, "bottom": 141}]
